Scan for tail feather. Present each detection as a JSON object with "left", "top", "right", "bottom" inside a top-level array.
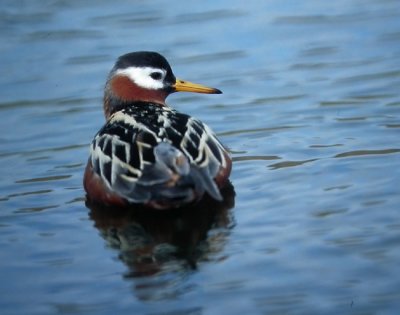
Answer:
[{"left": 190, "top": 167, "right": 222, "bottom": 201}]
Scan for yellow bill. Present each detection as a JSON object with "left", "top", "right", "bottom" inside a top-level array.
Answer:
[{"left": 173, "top": 78, "right": 222, "bottom": 94}]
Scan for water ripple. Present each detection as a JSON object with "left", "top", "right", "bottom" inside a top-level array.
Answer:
[
  {"left": 1, "top": 189, "right": 53, "bottom": 202},
  {"left": 334, "top": 149, "right": 400, "bottom": 158},
  {"left": 268, "top": 159, "right": 318, "bottom": 170},
  {"left": 15, "top": 175, "right": 72, "bottom": 184},
  {"left": 0, "top": 144, "right": 89, "bottom": 158},
  {"left": 219, "top": 125, "right": 304, "bottom": 137},
  {"left": 179, "top": 51, "right": 246, "bottom": 64},
  {"left": 90, "top": 11, "right": 163, "bottom": 26},
  {"left": 174, "top": 9, "right": 245, "bottom": 24},
  {"left": 15, "top": 205, "right": 58, "bottom": 213},
  {"left": 24, "top": 29, "right": 104, "bottom": 41},
  {"left": 335, "top": 70, "right": 400, "bottom": 84},
  {"left": 0, "top": 97, "right": 98, "bottom": 111},
  {"left": 233, "top": 155, "right": 281, "bottom": 162}
]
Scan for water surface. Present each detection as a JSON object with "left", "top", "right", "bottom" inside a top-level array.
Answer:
[{"left": 1, "top": 0, "right": 400, "bottom": 314}]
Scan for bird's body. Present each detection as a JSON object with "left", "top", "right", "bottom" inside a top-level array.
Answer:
[{"left": 84, "top": 52, "right": 231, "bottom": 209}]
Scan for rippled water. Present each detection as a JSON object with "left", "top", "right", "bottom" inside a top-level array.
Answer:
[{"left": 1, "top": 0, "right": 400, "bottom": 314}]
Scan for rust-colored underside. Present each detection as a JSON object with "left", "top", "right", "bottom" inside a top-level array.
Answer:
[{"left": 83, "top": 153, "right": 232, "bottom": 210}]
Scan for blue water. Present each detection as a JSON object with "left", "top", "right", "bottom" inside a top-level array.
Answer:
[{"left": 1, "top": 0, "right": 400, "bottom": 314}]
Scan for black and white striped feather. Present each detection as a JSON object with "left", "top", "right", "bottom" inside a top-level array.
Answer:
[{"left": 90, "top": 102, "right": 228, "bottom": 204}]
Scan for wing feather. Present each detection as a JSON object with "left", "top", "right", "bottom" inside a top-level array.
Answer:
[{"left": 88, "top": 102, "right": 229, "bottom": 205}]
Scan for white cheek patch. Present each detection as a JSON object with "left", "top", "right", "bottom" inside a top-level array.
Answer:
[{"left": 115, "top": 67, "right": 166, "bottom": 90}]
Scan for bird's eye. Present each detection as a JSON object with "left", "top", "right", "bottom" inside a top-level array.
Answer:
[{"left": 150, "top": 72, "right": 163, "bottom": 80}]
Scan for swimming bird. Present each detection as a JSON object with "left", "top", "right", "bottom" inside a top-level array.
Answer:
[{"left": 84, "top": 51, "right": 232, "bottom": 209}]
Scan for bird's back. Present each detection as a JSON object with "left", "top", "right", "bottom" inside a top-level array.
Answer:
[{"left": 87, "top": 102, "right": 230, "bottom": 209}]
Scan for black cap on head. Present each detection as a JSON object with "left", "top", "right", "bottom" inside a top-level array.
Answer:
[{"left": 114, "top": 51, "right": 176, "bottom": 83}]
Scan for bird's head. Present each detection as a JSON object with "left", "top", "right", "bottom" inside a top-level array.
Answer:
[{"left": 104, "top": 51, "right": 221, "bottom": 118}]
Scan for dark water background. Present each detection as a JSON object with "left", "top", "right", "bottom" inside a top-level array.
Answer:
[{"left": 1, "top": 0, "right": 400, "bottom": 314}]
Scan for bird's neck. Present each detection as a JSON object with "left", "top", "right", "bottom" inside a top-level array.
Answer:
[{"left": 103, "top": 76, "right": 168, "bottom": 119}]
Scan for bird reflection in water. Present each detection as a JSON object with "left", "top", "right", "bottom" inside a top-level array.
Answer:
[{"left": 86, "top": 181, "right": 235, "bottom": 278}]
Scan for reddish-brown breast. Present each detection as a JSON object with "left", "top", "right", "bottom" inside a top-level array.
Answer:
[
  {"left": 215, "top": 151, "right": 232, "bottom": 188},
  {"left": 83, "top": 160, "right": 128, "bottom": 207}
]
